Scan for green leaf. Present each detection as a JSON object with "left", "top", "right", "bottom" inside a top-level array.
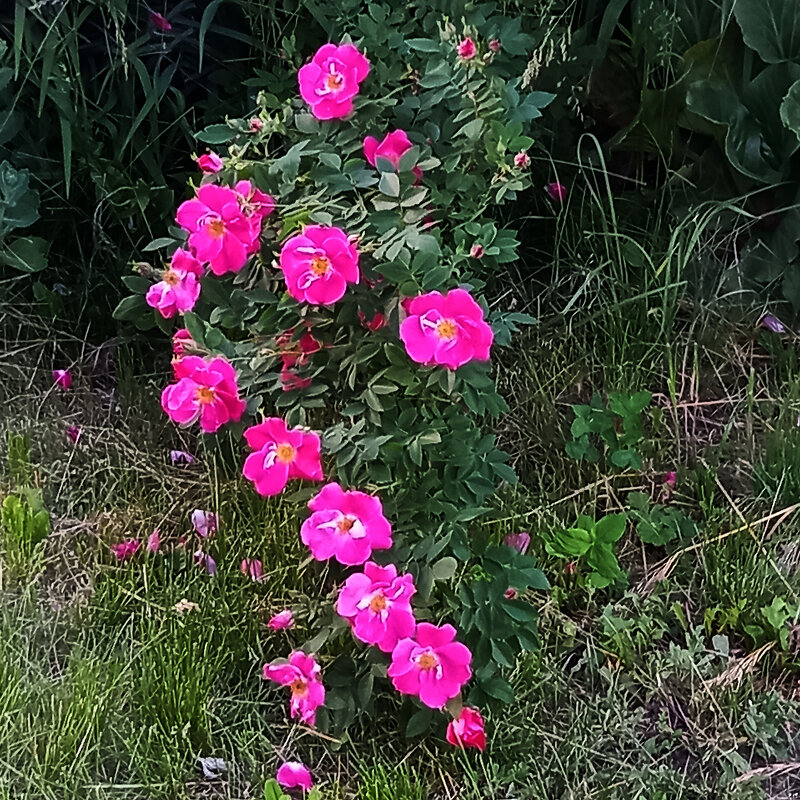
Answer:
[
  {"left": 480, "top": 676, "right": 515, "bottom": 704},
  {"left": 405, "top": 707, "right": 434, "bottom": 737},
  {"left": 0, "top": 161, "right": 39, "bottom": 233},
  {"left": 378, "top": 172, "right": 400, "bottom": 197},
  {"left": 431, "top": 556, "right": 457, "bottom": 581},
  {"left": 406, "top": 38, "right": 441, "bottom": 53},
  {"left": 142, "top": 237, "right": 176, "bottom": 252},
  {"left": 0, "top": 236, "right": 49, "bottom": 272},
  {"left": 195, "top": 123, "right": 234, "bottom": 145},
  {"left": 112, "top": 294, "right": 148, "bottom": 321},
  {"left": 733, "top": 0, "right": 800, "bottom": 64},
  {"left": 595, "top": 514, "right": 627, "bottom": 544}
]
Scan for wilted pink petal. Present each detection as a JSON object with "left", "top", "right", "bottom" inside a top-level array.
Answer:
[
  {"left": 249, "top": 117, "right": 263, "bottom": 132},
  {"left": 268, "top": 609, "right": 295, "bottom": 630},
  {"left": 546, "top": 181, "right": 567, "bottom": 202},
  {"left": 514, "top": 151, "right": 530, "bottom": 169},
  {"left": 503, "top": 532, "right": 530, "bottom": 554},
  {"left": 276, "top": 761, "right": 313, "bottom": 791},
  {"left": 191, "top": 509, "right": 218, "bottom": 538},
  {"left": 358, "top": 311, "right": 387, "bottom": 332},
  {"left": 240, "top": 558, "right": 266, "bottom": 582},
  {"left": 470, "top": 243, "right": 485, "bottom": 259},
  {"left": 111, "top": 538, "right": 140, "bottom": 562},
  {"left": 488, "top": 39, "right": 501, "bottom": 52},
  {"left": 53, "top": 369, "right": 72, "bottom": 390},
  {"left": 504, "top": 587, "right": 518, "bottom": 600},
  {"left": 760, "top": 314, "right": 786, "bottom": 334},
  {"left": 170, "top": 449, "right": 196, "bottom": 465},
  {"left": 194, "top": 550, "right": 217, "bottom": 575},
  {"left": 664, "top": 471, "right": 677, "bottom": 488},
  {"left": 66, "top": 425, "right": 81, "bottom": 444},
  {"left": 149, "top": 11, "right": 172, "bottom": 31},
  {"left": 147, "top": 529, "right": 161, "bottom": 553}
]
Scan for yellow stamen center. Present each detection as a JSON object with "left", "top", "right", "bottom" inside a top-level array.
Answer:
[
  {"left": 325, "top": 73, "right": 343, "bottom": 91},
  {"left": 275, "top": 443, "right": 296, "bottom": 463},
  {"left": 368, "top": 594, "right": 387, "bottom": 613},
  {"left": 195, "top": 386, "right": 216, "bottom": 405},
  {"left": 206, "top": 219, "right": 225, "bottom": 237},
  {"left": 289, "top": 677, "right": 307, "bottom": 696},
  {"left": 163, "top": 269, "right": 180, "bottom": 286},
  {"left": 417, "top": 653, "right": 438, "bottom": 670},
  {"left": 310, "top": 255, "right": 331, "bottom": 276},
  {"left": 337, "top": 516, "right": 356, "bottom": 534},
  {"left": 436, "top": 319, "right": 458, "bottom": 340}
]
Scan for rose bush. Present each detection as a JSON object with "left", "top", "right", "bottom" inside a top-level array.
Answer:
[{"left": 116, "top": 7, "right": 551, "bottom": 745}]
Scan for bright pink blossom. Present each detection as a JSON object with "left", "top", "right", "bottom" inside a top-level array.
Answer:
[
  {"left": 263, "top": 651, "right": 325, "bottom": 726},
  {"left": 514, "top": 151, "right": 530, "bottom": 169},
  {"left": 503, "top": 531, "right": 530, "bottom": 554},
  {"left": 234, "top": 179, "right": 275, "bottom": 253},
  {"left": 191, "top": 509, "right": 218, "bottom": 538},
  {"left": 111, "top": 538, "right": 140, "bottom": 562},
  {"left": 388, "top": 623, "right": 472, "bottom": 708},
  {"left": 301, "top": 483, "right": 392, "bottom": 566},
  {"left": 470, "top": 243, "right": 485, "bottom": 259},
  {"left": 176, "top": 184, "right": 258, "bottom": 276},
  {"left": 358, "top": 311, "right": 387, "bottom": 331},
  {"left": 161, "top": 355, "right": 246, "bottom": 434},
  {"left": 363, "top": 130, "right": 423, "bottom": 180},
  {"left": 276, "top": 762, "right": 313, "bottom": 791},
  {"left": 242, "top": 418, "right": 323, "bottom": 496},
  {"left": 172, "top": 328, "right": 194, "bottom": 356},
  {"left": 546, "top": 181, "right": 567, "bottom": 202},
  {"left": 446, "top": 707, "right": 486, "bottom": 751},
  {"left": 457, "top": 38, "right": 477, "bottom": 59},
  {"left": 268, "top": 609, "right": 295, "bottom": 631},
  {"left": 240, "top": 558, "right": 266, "bottom": 582},
  {"left": 149, "top": 11, "right": 171, "bottom": 31},
  {"left": 399, "top": 288, "right": 493, "bottom": 370},
  {"left": 146, "top": 249, "right": 203, "bottom": 318},
  {"left": 147, "top": 529, "right": 161, "bottom": 553},
  {"left": 53, "top": 369, "right": 72, "bottom": 390},
  {"left": 279, "top": 225, "right": 359, "bottom": 305},
  {"left": 336, "top": 561, "right": 416, "bottom": 652},
  {"left": 298, "top": 43, "right": 370, "bottom": 120},
  {"left": 196, "top": 152, "right": 223, "bottom": 173}
]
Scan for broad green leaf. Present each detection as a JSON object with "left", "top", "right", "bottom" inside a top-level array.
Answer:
[
  {"left": 0, "top": 236, "right": 48, "bottom": 272},
  {"left": 733, "top": 0, "right": 800, "bottom": 64}
]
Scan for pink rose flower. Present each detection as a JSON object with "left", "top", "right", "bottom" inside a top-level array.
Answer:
[
  {"left": 147, "top": 529, "right": 161, "bottom": 553},
  {"left": 53, "top": 369, "right": 72, "bottom": 390},
  {"left": 546, "top": 181, "right": 567, "bottom": 202},
  {"left": 336, "top": 561, "right": 416, "bottom": 652},
  {"left": 240, "top": 558, "right": 266, "bottom": 582},
  {"left": 268, "top": 609, "right": 295, "bottom": 631},
  {"left": 446, "top": 707, "right": 486, "bottom": 751},
  {"left": 161, "top": 355, "right": 246, "bottom": 434},
  {"left": 301, "top": 483, "right": 392, "bottom": 566},
  {"left": 470, "top": 243, "right": 485, "bottom": 259},
  {"left": 388, "top": 622, "right": 472, "bottom": 708},
  {"left": 363, "top": 130, "right": 423, "bottom": 181},
  {"left": 399, "top": 288, "right": 493, "bottom": 370},
  {"left": 149, "top": 11, "right": 171, "bottom": 32},
  {"left": 513, "top": 151, "right": 530, "bottom": 169},
  {"left": 358, "top": 311, "right": 387, "bottom": 331},
  {"left": 196, "top": 152, "right": 223, "bottom": 173},
  {"left": 234, "top": 180, "right": 275, "bottom": 254},
  {"left": 457, "top": 38, "right": 477, "bottom": 59},
  {"left": 111, "top": 538, "right": 140, "bottom": 562},
  {"left": 172, "top": 328, "right": 194, "bottom": 357},
  {"left": 249, "top": 117, "right": 263, "bottom": 132},
  {"left": 176, "top": 184, "right": 258, "bottom": 276},
  {"left": 191, "top": 509, "right": 218, "bottom": 538},
  {"left": 298, "top": 43, "right": 370, "bottom": 120},
  {"left": 145, "top": 249, "right": 204, "bottom": 319},
  {"left": 276, "top": 762, "right": 313, "bottom": 791},
  {"left": 263, "top": 651, "right": 326, "bottom": 726},
  {"left": 279, "top": 225, "right": 359, "bottom": 305},
  {"left": 503, "top": 532, "right": 530, "bottom": 554},
  {"left": 242, "top": 418, "right": 323, "bottom": 496}
]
